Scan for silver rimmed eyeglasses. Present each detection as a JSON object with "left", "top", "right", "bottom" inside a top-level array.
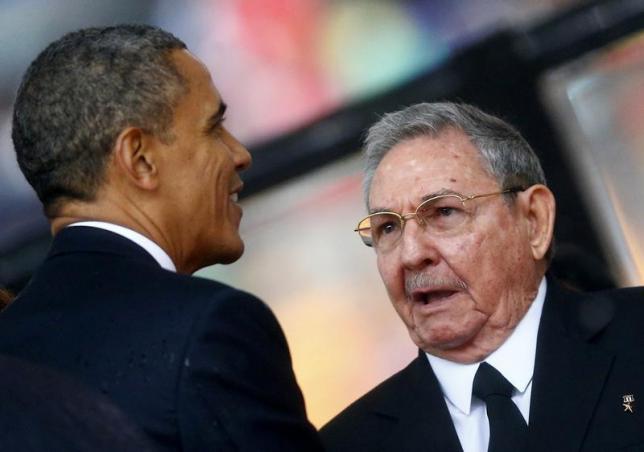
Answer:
[{"left": 355, "top": 187, "right": 525, "bottom": 250}]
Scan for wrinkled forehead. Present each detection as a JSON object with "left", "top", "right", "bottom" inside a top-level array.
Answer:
[{"left": 368, "top": 130, "right": 497, "bottom": 209}]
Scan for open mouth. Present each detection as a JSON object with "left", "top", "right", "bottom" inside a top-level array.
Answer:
[
  {"left": 229, "top": 182, "right": 243, "bottom": 203},
  {"left": 411, "top": 290, "right": 458, "bottom": 305}
]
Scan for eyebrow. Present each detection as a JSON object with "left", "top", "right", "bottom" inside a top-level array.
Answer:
[
  {"left": 369, "top": 188, "right": 463, "bottom": 214},
  {"left": 419, "top": 188, "right": 462, "bottom": 202},
  {"left": 205, "top": 101, "right": 228, "bottom": 133}
]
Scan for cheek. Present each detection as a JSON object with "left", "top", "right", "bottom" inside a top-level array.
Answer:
[
  {"left": 442, "top": 232, "right": 486, "bottom": 276},
  {"left": 456, "top": 211, "right": 520, "bottom": 266},
  {"left": 442, "top": 229, "right": 502, "bottom": 295},
  {"left": 207, "top": 160, "right": 230, "bottom": 198},
  {"left": 377, "top": 253, "right": 404, "bottom": 298},
  {"left": 453, "top": 224, "right": 529, "bottom": 303}
]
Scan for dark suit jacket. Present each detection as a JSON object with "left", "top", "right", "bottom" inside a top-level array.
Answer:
[
  {"left": 0, "top": 226, "right": 322, "bottom": 452},
  {"left": 0, "top": 353, "right": 156, "bottom": 452},
  {"left": 321, "top": 279, "right": 644, "bottom": 452}
]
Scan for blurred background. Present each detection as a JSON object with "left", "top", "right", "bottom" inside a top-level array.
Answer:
[{"left": 1, "top": 0, "right": 643, "bottom": 427}]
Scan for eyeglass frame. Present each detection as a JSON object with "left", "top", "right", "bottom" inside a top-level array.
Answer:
[{"left": 354, "top": 186, "right": 526, "bottom": 248}]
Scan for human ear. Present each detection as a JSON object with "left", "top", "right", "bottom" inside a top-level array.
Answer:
[
  {"left": 518, "top": 184, "right": 556, "bottom": 261},
  {"left": 112, "top": 127, "right": 159, "bottom": 191}
]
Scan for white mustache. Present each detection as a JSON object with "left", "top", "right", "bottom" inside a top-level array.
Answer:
[{"left": 404, "top": 273, "right": 467, "bottom": 296}]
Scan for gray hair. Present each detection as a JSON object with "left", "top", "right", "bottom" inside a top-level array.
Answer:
[
  {"left": 12, "top": 24, "right": 187, "bottom": 217},
  {"left": 363, "top": 102, "right": 546, "bottom": 208},
  {"left": 363, "top": 101, "right": 554, "bottom": 262}
]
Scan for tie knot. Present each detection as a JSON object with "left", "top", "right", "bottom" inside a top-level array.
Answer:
[{"left": 473, "top": 362, "right": 514, "bottom": 400}]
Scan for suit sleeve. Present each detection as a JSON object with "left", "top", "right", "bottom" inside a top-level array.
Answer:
[{"left": 176, "top": 288, "right": 323, "bottom": 452}]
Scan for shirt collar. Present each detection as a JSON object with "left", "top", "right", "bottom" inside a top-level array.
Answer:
[
  {"left": 67, "top": 221, "right": 177, "bottom": 272},
  {"left": 426, "top": 277, "right": 547, "bottom": 415}
]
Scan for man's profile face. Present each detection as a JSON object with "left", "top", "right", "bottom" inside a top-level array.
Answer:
[
  {"left": 156, "top": 50, "right": 251, "bottom": 270},
  {"left": 370, "top": 128, "right": 540, "bottom": 362}
]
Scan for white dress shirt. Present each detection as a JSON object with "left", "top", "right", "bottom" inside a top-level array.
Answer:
[
  {"left": 426, "top": 278, "right": 547, "bottom": 452},
  {"left": 68, "top": 221, "right": 176, "bottom": 272}
]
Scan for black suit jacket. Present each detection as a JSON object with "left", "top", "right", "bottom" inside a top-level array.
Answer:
[
  {"left": 321, "top": 280, "right": 644, "bottom": 452},
  {"left": 0, "top": 353, "right": 156, "bottom": 452},
  {"left": 0, "top": 226, "right": 322, "bottom": 452}
]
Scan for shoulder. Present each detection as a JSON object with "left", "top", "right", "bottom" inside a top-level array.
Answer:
[
  {"left": 594, "top": 285, "right": 644, "bottom": 303},
  {"left": 172, "top": 279, "right": 321, "bottom": 451},
  {"left": 136, "top": 269, "right": 272, "bottom": 316},
  {"left": 592, "top": 286, "right": 644, "bottom": 335},
  {"left": 140, "top": 272, "right": 285, "bottom": 349},
  {"left": 176, "top": 273, "right": 277, "bottom": 323},
  {"left": 320, "top": 358, "right": 419, "bottom": 451},
  {"left": 563, "top": 285, "right": 644, "bottom": 353},
  {"left": 575, "top": 285, "right": 644, "bottom": 326}
]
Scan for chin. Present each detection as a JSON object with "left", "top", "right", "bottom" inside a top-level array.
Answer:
[
  {"left": 413, "top": 326, "right": 473, "bottom": 352},
  {"left": 217, "top": 238, "right": 245, "bottom": 265}
]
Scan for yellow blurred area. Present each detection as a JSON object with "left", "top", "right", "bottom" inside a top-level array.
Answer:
[{"left": 272, "top": 284, "right": 415, "bottom": 427}]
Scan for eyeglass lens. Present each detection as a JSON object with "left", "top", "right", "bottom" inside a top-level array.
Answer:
[{"left": 360, "top": 195, "right": 471, "bottom": 249}]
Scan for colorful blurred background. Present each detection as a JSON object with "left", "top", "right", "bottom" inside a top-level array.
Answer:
[{"left": 1, "top": 0, "right": 643, "bottom": 427}]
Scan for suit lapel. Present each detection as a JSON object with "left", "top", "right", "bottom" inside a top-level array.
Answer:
[
  {"left": 528, "top": 280, "right": 614, "bottom": 452},
  {"left": 379, "top": 352, "right": 463, "bottom": 452}
]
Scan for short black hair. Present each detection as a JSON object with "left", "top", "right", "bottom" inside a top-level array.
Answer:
[{"left": 12, "top": 24, "right": 187, "bottom": 216}]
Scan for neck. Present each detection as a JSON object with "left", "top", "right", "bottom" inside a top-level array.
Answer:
[{"left": 50, "top": 195, "right": 192, "bottom": 273}]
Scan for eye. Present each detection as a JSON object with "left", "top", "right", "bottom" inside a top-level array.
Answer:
[
  {"left": 378, "top": 221, "right": 399, "bottom": 236},
  {"left": 370, "top": 214, "right": 401, "bottom": 240},
  {"left": 437, "top": 207, "right": 456, "bottom": 216},
  {"left": 207, "top": 117, "right": 227, "bottom": 138},
  {"left": 418, "top": 195, "right": 468, "bottom": 231}
]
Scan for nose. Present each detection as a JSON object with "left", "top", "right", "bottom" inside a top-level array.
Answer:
[
  {"left": 224, "top": 128, "right": 252, "bottom": 171},
  {"left": 399, "top": 219, "right": 440, "bottom": 270}
]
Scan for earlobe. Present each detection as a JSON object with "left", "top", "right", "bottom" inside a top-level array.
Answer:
[
  {"left": 113, "top": 127, "right": 159, "bottom": 191},
  {"left": 520, "top": 184, "right": 556, "bottom": 261}
]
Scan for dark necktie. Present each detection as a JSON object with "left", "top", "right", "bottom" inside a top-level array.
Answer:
[{"left": 473, "top": 362, "right": 528, "bottom": 452}]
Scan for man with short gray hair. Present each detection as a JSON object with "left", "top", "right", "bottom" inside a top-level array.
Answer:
[{"left": 321, "top": 102, "right": 644, "bottom": 452}]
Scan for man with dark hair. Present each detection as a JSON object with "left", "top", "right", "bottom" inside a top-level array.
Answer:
[
  {"left": 321, "top": 102, "right": 644, "bottom": 452},
  {"left": 0, "top": 24, "right": 322, "bottom": 452}
]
